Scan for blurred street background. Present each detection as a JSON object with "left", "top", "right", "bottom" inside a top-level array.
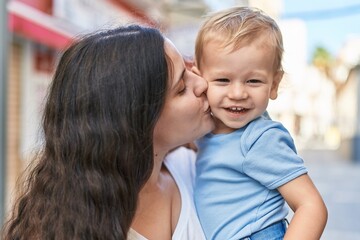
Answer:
[
  {"left": 297, "top": 149, "right": 360, "bottom": 239},
  {"left": 1, "top": 0, "right": 360, "bottom": 239}
]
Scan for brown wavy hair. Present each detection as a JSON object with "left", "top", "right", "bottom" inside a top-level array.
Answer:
[{"left": 2, "top": 25, "right": 168, "bottom": 240}]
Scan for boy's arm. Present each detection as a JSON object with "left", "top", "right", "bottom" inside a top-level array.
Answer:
[{"left": 278, "top": 174, "right": 328, "bottom": 240}]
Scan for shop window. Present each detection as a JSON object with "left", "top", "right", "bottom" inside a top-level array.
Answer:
[{"left": 34, "top": 44, "right": 56, "bottom": 73}]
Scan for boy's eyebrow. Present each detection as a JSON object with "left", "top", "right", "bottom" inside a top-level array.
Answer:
[{"left": 208, "top": 70, "right": 231, "bottom": 76}]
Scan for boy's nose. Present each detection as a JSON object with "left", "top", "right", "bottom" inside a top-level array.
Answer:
[{"left": 229, "top": 86, "right": 248, "bottom": 100}]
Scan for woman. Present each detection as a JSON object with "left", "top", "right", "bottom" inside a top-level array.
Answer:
[{"left": 2, "top": 25, "right": 214, "bottom": 239}]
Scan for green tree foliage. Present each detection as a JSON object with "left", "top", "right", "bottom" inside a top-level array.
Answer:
[{"left": 311, "top": 46, "right": 334, "bottom": 77}]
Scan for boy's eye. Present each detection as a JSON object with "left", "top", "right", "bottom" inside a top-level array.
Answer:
[
  {"left": 247, "top": 79, "right": 261, "bottom": 84},
  {"left": 215, "top": 78, "right": 230, "bottom": 83}
]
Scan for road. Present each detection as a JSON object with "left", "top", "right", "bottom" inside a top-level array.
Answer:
[{"left": 296, "top": 149, "right": 360, "bottom": 239}]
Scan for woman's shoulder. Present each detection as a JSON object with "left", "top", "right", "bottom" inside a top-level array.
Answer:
[{"left": 128, "top": 147, "right": 204, "bottom": 240}]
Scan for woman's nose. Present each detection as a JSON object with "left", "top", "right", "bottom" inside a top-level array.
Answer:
[{"left": 192, "top": 73, "right": 208, "bottom": 97}]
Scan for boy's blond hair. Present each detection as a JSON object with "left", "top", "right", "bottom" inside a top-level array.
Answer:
[{"left": 195, "top": 6, "right": 284, "bottom": 72}]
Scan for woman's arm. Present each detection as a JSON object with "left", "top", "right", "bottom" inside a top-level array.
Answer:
[{"left": 278, "top": 174, "right": 328, "bottom": 240}]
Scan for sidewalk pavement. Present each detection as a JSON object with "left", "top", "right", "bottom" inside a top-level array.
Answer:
[{"left": 295, "top": 149, "right": 360, "bottom": 240}]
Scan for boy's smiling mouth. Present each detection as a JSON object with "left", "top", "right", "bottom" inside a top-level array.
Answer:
[{"left": 226, "top": 107, "right": 248, "bottom": 113}]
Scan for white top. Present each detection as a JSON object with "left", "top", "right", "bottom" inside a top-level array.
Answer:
[{"left": 127, "top": 147, "right": 206, "bottom": 240}]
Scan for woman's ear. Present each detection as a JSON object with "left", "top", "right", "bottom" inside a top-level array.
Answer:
[{"left": 270, "top": 70, "right": 283, "bottom": 100}]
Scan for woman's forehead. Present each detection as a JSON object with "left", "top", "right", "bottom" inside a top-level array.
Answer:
[
  {"left": 164, "top": 39, "right": 185, "bottom": 87},
  {"left": 164, "top": 38, "right": 182, "bottom": 62}
]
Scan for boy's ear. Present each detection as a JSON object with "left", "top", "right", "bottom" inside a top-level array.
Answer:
[
  {"left": 184, "top": 55, "right": 195, "bottom": 70},
  {"left": 270, "top": 70, "right": 283, "bottom": 100}
]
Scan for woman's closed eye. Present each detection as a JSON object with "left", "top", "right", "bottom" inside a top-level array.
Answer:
[
  {"left": 177, "top": 76, "right": 188, "bottom": 95},
  {"left": 178, "top": 85, "right": 187, "bottom": 94}
]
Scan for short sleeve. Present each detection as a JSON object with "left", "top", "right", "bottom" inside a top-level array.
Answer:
[{"left": 242, "top": 120, "right": 308, "bottom": 189}]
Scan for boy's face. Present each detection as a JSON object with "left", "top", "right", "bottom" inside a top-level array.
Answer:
[{"left": 198, "top": 37, "right": 282, "bottom": 134}]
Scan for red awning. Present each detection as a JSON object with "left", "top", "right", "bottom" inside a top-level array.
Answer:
[
  {"left": 7, "top": 1, "right": 157, "bottom": 51},
  {"left": 7, "top": 1, "right": 79, "bottom": 50}
]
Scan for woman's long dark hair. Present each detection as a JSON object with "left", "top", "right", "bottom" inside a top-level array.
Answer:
[{"left": 2, "top": 25, "right": 168, "bottom": 239}]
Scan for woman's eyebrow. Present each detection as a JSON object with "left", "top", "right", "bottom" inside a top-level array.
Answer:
[
  {"left": 174, "top": 68, "right": 186, "bottom": 88},
  {"left": 178, "top": 68, "right": 185, "bottom": 82}
]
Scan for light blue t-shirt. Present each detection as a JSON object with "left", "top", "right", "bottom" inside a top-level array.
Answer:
[{"left": 194, "top": 116, "right": 308, "bottom": 240}]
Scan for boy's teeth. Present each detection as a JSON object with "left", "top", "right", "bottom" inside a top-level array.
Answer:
[{"left": 230, "top": 107, "right": 243, "bottom": 111}]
